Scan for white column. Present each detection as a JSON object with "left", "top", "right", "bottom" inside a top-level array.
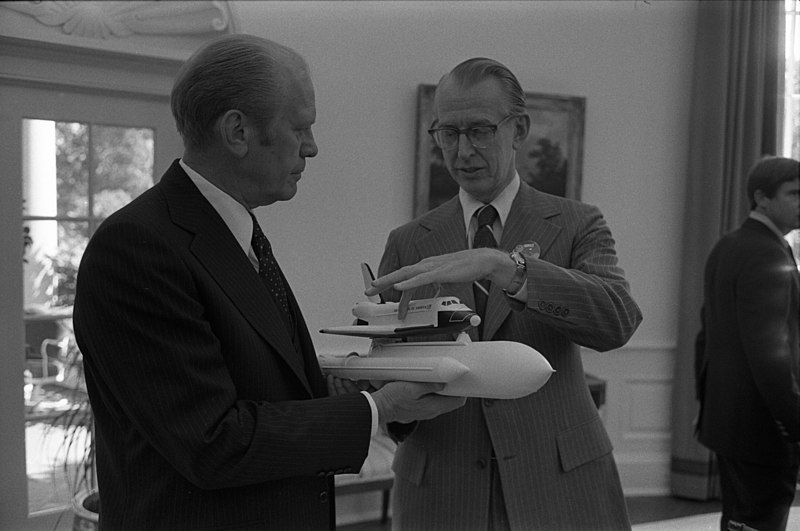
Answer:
[{"left": 22, "top": 119, "right": 59, "bottom": 309}]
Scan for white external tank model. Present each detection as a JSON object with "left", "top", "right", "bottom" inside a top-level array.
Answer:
[{"left": 318, "top": 333, "right": 554, "bottom": 399}]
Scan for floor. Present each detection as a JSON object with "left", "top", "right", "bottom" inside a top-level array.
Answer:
[
  {"left": 339, "top": 495, "right": 723, "bottom": 530},
  {"left": 339, "top": 495, "right": 800, "bottom": 530}
]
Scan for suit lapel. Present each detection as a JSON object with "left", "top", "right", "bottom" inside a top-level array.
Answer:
[
  {"left": 159, "top": 162, "right": 312, "bottom": 396},
  {"left": 414, "top": 198, "right": 477, "bottom": 339},
  {"left": 482, "top": 183, "right": 563, "bottom": 339}
]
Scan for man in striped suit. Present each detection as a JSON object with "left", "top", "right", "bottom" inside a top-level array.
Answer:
[
  {"left": 367, "top": 58, "right": 642, "bottom": 530},
  {"left": 73, "top": 34, "right": 464, "bottom": 530}
]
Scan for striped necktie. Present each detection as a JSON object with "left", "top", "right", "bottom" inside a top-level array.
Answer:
[{"left": 472, "top": 205, "right": 498, "bottom": 338}]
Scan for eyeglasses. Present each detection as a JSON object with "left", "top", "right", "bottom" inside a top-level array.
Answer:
[{"left": 428, "top": 114, "right": 518, "bottom": 151}]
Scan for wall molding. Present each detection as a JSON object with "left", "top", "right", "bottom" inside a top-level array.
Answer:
[
  {"left": 0, "top": 35, "right": 181, "bottom": 99},
  {"left": 0, "top": 1, "right": 236, "bottom": 61},
  {"left": 3, "top": 1, "right": 232, "bottom": 40}
]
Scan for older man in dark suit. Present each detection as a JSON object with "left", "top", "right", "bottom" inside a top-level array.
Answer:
[
  {"left": 697, "top": 156, "right": 800, "bottom": 531},
  {"left": 72, "top": 34, "right": 464, "bottom": 530},
  {"left": 367, "top": 57, "right": 642, "bottom": 531}
]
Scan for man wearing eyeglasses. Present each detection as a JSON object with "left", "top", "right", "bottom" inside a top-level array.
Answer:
[{"left": 368, "top": 58, "right": 642, "bottom": 530}]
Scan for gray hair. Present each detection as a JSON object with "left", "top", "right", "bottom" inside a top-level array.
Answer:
[
  {"left": 171, "top": 34, "right": 308, "bottom": 150},
  {"left": 435, "top": 57, "right": 527, "bottom": 117}
]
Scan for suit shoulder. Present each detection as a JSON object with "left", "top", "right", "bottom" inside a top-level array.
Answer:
[
  {"left": 543, "top": 190, "right": 600, "bottom": 215},
  {"left": 92, "top": 185, "right": 170, "bottom": 240},
  {"left": 709, "top": 226, "right": 787, "bottom": 268},
  {"left": 389, "top": 198, "right": 458, "bottom": 238}
]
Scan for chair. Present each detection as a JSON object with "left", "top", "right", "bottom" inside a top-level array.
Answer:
[{"left": 24, "top": 313, "right": 70, "bottom": 403}]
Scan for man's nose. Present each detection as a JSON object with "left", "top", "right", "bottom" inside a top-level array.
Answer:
[
  {"left": 456, "top": 132, "right": 476, "bottom": 158},
  {"left": 302, "top": 132, "right": 318, "bottom": 158}
]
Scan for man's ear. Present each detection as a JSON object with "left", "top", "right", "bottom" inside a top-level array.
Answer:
[
  {"left": 753, "top": 189, "right": 768, "bottom": 210},
  {"left": 218, "top": 110, "right": 249, "bottom": 158},
  {"left": 512, "top": 113, "right": 531, "bottom": 150}
]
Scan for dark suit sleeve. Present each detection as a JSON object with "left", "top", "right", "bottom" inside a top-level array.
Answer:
[
  {"left": 74, "top": 219, "right": 371, "bottom": 489},
  {"left": 737, "top": 247, "right": 800, "bottom": 441}
]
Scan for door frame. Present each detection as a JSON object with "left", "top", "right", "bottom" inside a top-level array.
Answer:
[{"left": 0, "top": 35, "right": 184, "bottom": 529}]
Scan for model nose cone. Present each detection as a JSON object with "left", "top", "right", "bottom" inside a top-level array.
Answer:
[{"left": 469, "top": 314, "right": 482, "bottom": 327}]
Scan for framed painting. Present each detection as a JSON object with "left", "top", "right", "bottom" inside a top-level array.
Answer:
[{"left": 413, "top": 84, "right": 586, "bottom": 217}]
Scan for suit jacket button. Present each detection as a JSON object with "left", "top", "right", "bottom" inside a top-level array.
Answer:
[
  {"left": 319, "top": 491, "right": 329, "bottom": 503},
  {"left": 562, "top": 308, "right": 570, "bottom": 317},
  {"left": 538, "top": 300, "right": 546, "bottom": 310},
  {"left": 477, "top": 458, "right": 488, "bottom": 469},
  {"left": 546, "top": 303, "right": 554, "bottom": 313}
]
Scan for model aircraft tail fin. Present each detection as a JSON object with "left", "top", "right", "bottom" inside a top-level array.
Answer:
[{"left": 361, "top": 262, "right": 384, "bottom": 303}]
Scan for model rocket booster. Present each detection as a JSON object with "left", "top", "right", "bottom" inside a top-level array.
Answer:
[
  {"left": 318, "top": 354, "right": 471, "bottom": 383},
  {"left": 318, "top": 333, "right": 554, "bottom": 400}
]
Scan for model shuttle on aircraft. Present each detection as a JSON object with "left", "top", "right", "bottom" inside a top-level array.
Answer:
[
  {"left": 318, "top": 264, "right": 554, "bottom": 399},
  {"left": 321, "top": 263, "right": 481, "bottom": 338}
]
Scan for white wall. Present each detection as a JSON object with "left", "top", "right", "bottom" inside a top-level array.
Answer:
[
  {"left": 232, "top": 0, "right": 699, "bottom": 498},
  {"left": 232, "top": 0, "right": 696, "bottom": 355}
]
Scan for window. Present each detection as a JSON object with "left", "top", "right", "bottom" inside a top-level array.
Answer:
[
  {"left": 22, "top": 118, "right": 154, "bottom": 514},
  {"left": 22, "top": 119, "right": 154, "bottom": 311},
  {"left": 783, "top": 0, "right": 799, "bottom": 159},
  {"left": 782, "top": 0, "right": 800, "bottom": 259}
]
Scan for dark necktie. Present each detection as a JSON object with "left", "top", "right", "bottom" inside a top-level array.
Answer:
[
  {"left": 250, "top": 213, "right": 294, "bottom": 329},
  {"left": 472, "top": 205, "right": 498, "bottom": 338}
]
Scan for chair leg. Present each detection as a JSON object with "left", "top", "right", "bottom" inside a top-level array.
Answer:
[{"left": 380, "top": 489, "right": 390, "bottom": 524}]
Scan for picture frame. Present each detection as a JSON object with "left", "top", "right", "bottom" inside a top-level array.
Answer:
[{"left": 413, "top": 84, "right": 586, "bottom": 218}]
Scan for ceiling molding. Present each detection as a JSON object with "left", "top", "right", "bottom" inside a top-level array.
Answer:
[{"left": 0, "top": 1, "right": 237, "bottom": 61}]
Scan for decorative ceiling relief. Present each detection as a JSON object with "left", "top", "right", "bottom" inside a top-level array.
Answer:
[{"left": 3, "top": 1, "right": 232, "bottom": 39}]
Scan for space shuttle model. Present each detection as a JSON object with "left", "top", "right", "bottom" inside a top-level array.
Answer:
[{"left": 318, "top": 264, "right": 554, "bottom": 399}]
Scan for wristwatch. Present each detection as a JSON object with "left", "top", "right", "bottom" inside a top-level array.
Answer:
[{"left": 505, "top": 241, "right": 541, "bottom": 295}]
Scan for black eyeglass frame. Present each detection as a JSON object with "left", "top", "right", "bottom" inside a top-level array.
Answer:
[{"left": 427, "top": 114, "right": 519, "bottom": 151}]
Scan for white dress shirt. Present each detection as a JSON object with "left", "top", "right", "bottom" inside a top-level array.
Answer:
[{"left": 459, "top": 172, "right": 528, "bottom": 299}]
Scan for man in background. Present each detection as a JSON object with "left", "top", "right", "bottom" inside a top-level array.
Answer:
[
  {"left": 367, "top": 57, "right": 642, "bottom": 530},
  {"left": 696, "top": 156, "right": 800, "bottom": 531},
  {"left": 73, "top": 34, "right": 464, "bottom": 530}
]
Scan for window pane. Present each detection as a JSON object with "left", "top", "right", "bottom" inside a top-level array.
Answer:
[
  {"left": 56, "top": 122, "right": 90, "bottom": 218},
  {"left": 23, "top": 220, "right": 88, "bottom": 310},
  {"left": 22, "top": 120, "right": 58, "bottom": 219},
  {"left": 784, "top": 0, "right": 800, "bottom": 158},
  {"left": 91, "top": 124, "right": 154, "bottom": 218}
]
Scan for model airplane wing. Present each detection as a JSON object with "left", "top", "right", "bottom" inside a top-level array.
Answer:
[{"left": 320, "top": 324, "right": 440, "bottom": 338}]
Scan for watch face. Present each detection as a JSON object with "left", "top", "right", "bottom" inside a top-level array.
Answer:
[{"left": 514, "top": 241, "right": 541, "bottom": 259}]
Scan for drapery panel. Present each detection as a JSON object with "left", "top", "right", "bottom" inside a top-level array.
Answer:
[{"left": 670, "top": 0, "right": 782, "bottom": 500}]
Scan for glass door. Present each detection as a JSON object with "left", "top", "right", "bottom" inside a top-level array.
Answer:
[{"left": 0, "top": 82, "right": 182, "bottom": 529}]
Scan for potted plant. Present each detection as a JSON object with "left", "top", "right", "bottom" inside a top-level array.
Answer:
[
  {"left": 24, "top": 247, "right": 99, "bottom": 528},
  {"left": 44, "top": 326, "right": 99, "bottom": 529}
]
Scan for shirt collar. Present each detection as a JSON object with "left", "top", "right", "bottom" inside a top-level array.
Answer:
[
  {"left": 179, "top": 159, "right": 254, "bottom": 260},
  {"left": 749, "top": 210, "right": 787, "bottom": 242},
  {"left": 459, "top": 172, "right": 520, "bottom": 232}
]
